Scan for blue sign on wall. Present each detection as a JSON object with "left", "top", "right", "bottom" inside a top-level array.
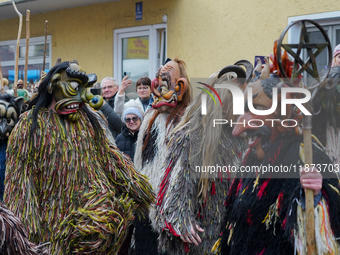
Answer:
[{"left": 136, "top": 2, "right": 142, "bottom": 21}]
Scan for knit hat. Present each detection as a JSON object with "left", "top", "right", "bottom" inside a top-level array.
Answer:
[
  {"left": 333, "top": 44, "right": 340, "bottom": 59},
  {"left": 121, "top": 104, "right": 144, "bottom": 122}
]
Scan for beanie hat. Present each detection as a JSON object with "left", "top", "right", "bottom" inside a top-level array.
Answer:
[
  {"left": 333, "top": 44, "right": 340, "bottom": 59},
  {"left": 121, "top": 104, "right": 144, "bottom": 122}
]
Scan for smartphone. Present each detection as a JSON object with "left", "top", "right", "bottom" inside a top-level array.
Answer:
[
  {"left": 254, "top": 56, "right": 266, "bottom": 67},
  {"left": 123, "top": 71, "right": 132, "bottom": 77}
]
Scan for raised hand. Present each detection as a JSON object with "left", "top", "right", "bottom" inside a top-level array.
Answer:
[{"left": 118, "top": 75, "right": 132, "bottom": 95}]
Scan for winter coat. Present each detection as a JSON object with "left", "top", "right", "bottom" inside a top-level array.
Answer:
[
  {"left": 116, "top": 125, "right": 139, "bottom": 161},
  {"left": 100, "top": 103, "right": 123, "bottom": 138}
]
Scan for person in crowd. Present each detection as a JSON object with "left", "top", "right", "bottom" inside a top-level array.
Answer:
[
  {"left": 115, "top": 103, "right": 144, "bottom": 255},
  {"left": 17, "top": 79, "right": 24, "bottom": 89},
  {"left": 100, "top": 77, "right": 126, "bottom": 138},
  {"left": 1, "top": 78, "right": 9, "bottom": 91},
  {"left": 33, "top": 82, "right": 40, "bottom": 93},
  {"left": 332, "top": 43, "right": 340, "bottom": 67},
  {"left": 101, "top": 77, "right": 121, "bottom": 108},
  {"left": 114, "top": 76, "right": 153, "bottom": 114},
  {"left": 115, "top": 104, "right": 143, "bottom": 162},
  {"left": 213, "top": 51, "right": 340, "bottom": 255}
]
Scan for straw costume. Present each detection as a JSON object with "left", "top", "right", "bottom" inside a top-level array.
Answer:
[
  {"left": 132, "top": 58, "right": 192, "bottom": 255},
  {"left": 213, "top": 51, "right": 340, "bottom": 255},
  {"left": 4, "top": 61, "right": 154, "bottom": 254},
  {"left": 154, "top": 65, "right": 250, "bottom": 255}
]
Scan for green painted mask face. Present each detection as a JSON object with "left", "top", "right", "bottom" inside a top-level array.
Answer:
[
  {"left": 17, "top": 89, "right": 30, "bottom": 101},
  {"left": 49, "top": 63, "right": 103, "bottom": 122}
]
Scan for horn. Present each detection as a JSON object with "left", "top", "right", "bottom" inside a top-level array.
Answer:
[
  {"left": 54, "top": 57, "right": 62, "bottom": 66},
  {"left": 260, "top": 56, "right": 270, "bottom": 79},
  {"left": 217, "top": 65, "right": 246, "bottom": 86},
  {"left": 218, "top": 65, "right": 246, "bottom": 85},
  {"left": 87, "top": 73, "right": 97, "bottom": 87},
  {"left": 234, "top": 59, "right": 253, "bottom": 84}
]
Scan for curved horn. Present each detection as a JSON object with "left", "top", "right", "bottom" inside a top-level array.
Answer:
[
  {"left": 253, "top": 57, "right": 262, "bottom": 77},
  {"left": 260, "top": 56, "right": 270, "bottom": 79},
  {"left": 234, "top": 59, "right": 253, "bottom": 84},
  {"left": 217, "top": 65, "right": 246, "bottom": 85},
  {"left": 87, "top": 73, "right": 97, "bottom": 87},
  {"left": 54, "top": 57, "right": 62, "bottom": 66}
]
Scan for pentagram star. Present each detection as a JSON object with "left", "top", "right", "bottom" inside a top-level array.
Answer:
[{"left": 281, "top": 20, "right": 328, "bottom": 81}]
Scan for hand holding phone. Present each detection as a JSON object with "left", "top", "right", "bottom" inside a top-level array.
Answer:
[
  {"left": 120, "top": 73, "right": 133, "bottom": 94},
  {"left": 123, "top": 71, "right": 132, "bottom": 78}
]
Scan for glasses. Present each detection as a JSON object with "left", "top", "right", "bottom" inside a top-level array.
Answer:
[
  {"left": 125, "top": 116, "right": 140, "bottom": 123},
  {"left": 137, "top": 86, "right": 150, "bottom": 91}
]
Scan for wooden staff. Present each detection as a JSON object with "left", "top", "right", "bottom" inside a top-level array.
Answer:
[
  {"left": 303, "top": 106, "right": 316, "bottom": 255},
  {"left": 24, "top": 10, "right": 30, "bottom": 90},
  {"left": 12, "top": 1, "right": 22, "bottom": 97},
  {"left": 42, "top": 20, "right": 48, "bottom": 72}
]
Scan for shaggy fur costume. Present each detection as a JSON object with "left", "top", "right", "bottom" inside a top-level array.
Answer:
[
  {"left": 0, "top": 142, "right": 6, "bottom": 201},
  {"left": 4, "top": 108, "right": 154, "bottom": 254},
  {"left": 213, "top": 134, "right": 340, "bottom": 255},
  {"left": 131, "top": 109, "right": 170, "bottom": 255},
  {"left": 312, "top": 66, "right": 340, "bottom": 171},
  {"left": 153, "top": 71, "right": 248, "bottom": 255},
  {"left": 0, "top": 201, "right": 49, "bottom": 254},
  {"left": 155, "top": 125, "right": 245, "bottom": 255}
]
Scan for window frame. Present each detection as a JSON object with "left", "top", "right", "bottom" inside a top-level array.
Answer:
[
  {"left": 0, "top": 35, "right": 52, "bottom": 70},
  {"left": 288, "top": 12, "right": 340, "bottom": 83},
  {"left": 288, "top": 11, "right": 340, "bottom": 45},
  {"left": 113, "top": 24, "right": 167, "bottom": 86}
]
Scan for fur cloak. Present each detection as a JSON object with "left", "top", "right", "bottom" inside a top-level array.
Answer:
[
  {"left": 214, "top": 134, "right": 340, "bottom": 255},
  {"left": 4, "top": 108, "right": 154, "bottom": 254}
]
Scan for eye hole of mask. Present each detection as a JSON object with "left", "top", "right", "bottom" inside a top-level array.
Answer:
[
  {"left": 6, "top": 118, "right": 14, "bottom": 126},
  {"left": 70, "top": 82, "right": 79, "bottom": 91},
  {"left": 159, "top": 86, "right": 169, "bottom": 95}
]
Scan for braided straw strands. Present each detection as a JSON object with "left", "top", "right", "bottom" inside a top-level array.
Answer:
[
  {"left": 0, "top": 201, "right": 49, "bottom": 254},
  {"left": 4, "top": 108, "right": 154, "bottom": 254}
]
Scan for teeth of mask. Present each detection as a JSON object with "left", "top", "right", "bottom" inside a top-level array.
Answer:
[{"left": 66, "top": 104, "right": 79, "bottom": 109}]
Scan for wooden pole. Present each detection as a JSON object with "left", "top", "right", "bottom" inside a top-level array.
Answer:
[
  {"left": 24, "top": 10, "right": 30, "bottom": 90},
  {"left": 12, "top": 1, "right": 22, "bottom": 97},
  {"left": 303, "top": 101, "right": 316, "bottom": 255},
  {"left": 42, "top": 20, "right": 48, "bottom": 72}
]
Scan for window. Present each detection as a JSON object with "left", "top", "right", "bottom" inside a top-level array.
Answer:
[
  {"left": 288, "top": 12, "right": 340, "bottom": 82},
  {"left": 0, "top": 35, "right": 51, "bottom": 84},
  {"left": 114, "top": 24, "right": 167, "bottom": 98}
]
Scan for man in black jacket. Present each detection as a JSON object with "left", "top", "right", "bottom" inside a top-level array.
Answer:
[{"left": 100, "top": 77, "right": 127, "bottom": 138}]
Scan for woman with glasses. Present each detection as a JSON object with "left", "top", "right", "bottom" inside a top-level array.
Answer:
[
  {"left": 114, "top": 77, "right": 154, "bottom": 114},
  {"left": 115, "top": 103, "right": 144, "bottom": 255},
  {"left": 115, "top": 104, "right": 144, "bottom": 162}
]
